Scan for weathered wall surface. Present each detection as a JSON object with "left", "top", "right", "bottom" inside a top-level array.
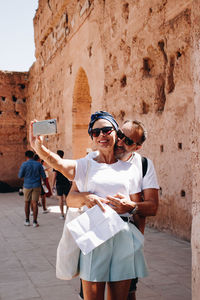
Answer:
[
  {"left": 93, "top": 0, "right": 193, "bottom": 240},
  {"left": 0, "top": 71, "right": 28, "bottom": 186},
  {"left": 191, "top": 1, "right": 200, "bottom": 299},
  {"left": 26, "top": 0, "right": 193, "bottom": 240},
  {"left": 28, "top": 0, "right": 105, "bottom": 160}
]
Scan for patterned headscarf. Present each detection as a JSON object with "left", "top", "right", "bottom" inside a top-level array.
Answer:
[{"left": 88, "top": 111, "right": 119, "bottom": 137}]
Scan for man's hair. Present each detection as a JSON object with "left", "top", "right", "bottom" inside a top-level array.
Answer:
[
  {"left": 57, "top": 150, "right": 64, "bottom": 158},
  {"left": 33, "top": 154, "right": 40, "bottom": 161},
  {"left": 124, "top": 120, "right": 147, "bottom": 145},
  {"left": 25, "top": 150, "right": 34, "bottom": 158}
]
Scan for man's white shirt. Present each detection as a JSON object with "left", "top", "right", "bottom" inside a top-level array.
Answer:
[{"left": 127, "top": 152, "right": 159, "bottom": 190}]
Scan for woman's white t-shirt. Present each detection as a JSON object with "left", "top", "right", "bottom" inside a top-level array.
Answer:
[
  {"left": 87, "top": 151, "right": 159, "bottom": 191},
  {"left": 74, "top": 157, "right": 142, "bottom": 200}
]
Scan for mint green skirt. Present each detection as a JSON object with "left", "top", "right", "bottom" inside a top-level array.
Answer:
[{"left": 79, "top": 222, "right": 148, "bottom": 282}]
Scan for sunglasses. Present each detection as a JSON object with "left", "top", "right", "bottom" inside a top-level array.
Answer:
[
  {"left": 91, "top": 126, "right": 114, "bottom": 137},
  {"left": 117, "top": 129, "right": 136, "bottom": 146}
]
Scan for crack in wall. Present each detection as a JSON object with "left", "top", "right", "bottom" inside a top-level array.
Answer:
[{"left": 167, "top": 55, "right": 175, "bottom": 93}]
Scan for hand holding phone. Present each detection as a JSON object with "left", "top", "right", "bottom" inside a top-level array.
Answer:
[{"left": 33, "top": 119, "right": 57, "bottom": 136}]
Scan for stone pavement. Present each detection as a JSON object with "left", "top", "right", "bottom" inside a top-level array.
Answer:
[{"left": 0, "top": 192, "right": 191, "bottom": 300}]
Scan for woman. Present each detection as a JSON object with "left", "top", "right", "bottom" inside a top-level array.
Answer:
[{"left": 30, "top": 111, "right": 148, "bottom": 300}]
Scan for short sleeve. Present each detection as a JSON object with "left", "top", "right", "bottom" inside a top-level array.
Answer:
[
  {"left": 129, "top": 163, "right": 142, "bottom": 195},
  {"left": 74, "top": 157, "right": 88, "bottom": 192},
  {"left": 142, "top": 159, "right": 159, "bottom": 190}
]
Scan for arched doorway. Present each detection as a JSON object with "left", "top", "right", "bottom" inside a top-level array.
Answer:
[{"left": 72, "top": 67, "right": 92, "bottom": 158}]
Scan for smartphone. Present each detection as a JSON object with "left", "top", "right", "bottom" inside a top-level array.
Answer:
[{"left": 33, "top": 119, "right": 57, "bottom": 136}]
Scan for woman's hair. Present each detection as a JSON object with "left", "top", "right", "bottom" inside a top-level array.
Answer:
[{"left": 88, "top": 111, "right": 119, "bottom": 137}]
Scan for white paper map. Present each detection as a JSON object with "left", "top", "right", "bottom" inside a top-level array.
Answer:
[{"left": 66, "top": 204, "right": 127, "bottom": 255}]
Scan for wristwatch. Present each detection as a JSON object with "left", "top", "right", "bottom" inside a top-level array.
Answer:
[{"left": 129, "top": 204, "right": 138, "bottom": 215}]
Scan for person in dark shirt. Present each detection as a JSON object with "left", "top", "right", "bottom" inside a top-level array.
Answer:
[
  {"left": 52, "top": 150, "right": 72, "bottom": 220},
  {"left": 18, "top": 150, "right": 46, "bottom": 227},
  {"left": 33, "top": 154, "right": 49, "bottom": 214}
]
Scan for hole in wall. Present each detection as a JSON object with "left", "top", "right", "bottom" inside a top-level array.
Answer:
[
  {"left": 12, "top": 96, "right": 17, "bottom": 102},
  {"left": 176, "top": 51, "right": 182, "bottom": 59},
  {"left": 181, "top": 190, "right": 186, "bottom": 197},
  {"left": 132, "top": 36, "right": 137, "bottom": 44},
  {"left": 142, "top": 101, "right": 149, "bottom": 114},
  {"left": 105, "top": 85, "right": 108, "bottom": 93},
  {"left": 88, "top": 45, "right": 92, "bottom": 57},
  {"left": 1, "top": 96, "right": 5, "bottom": 101},
  {"left": 14, "top": 111, "right": 19, "bottom": 115},
  {"left": 0, "top": 152, "right": 3, "bottom": 156},
  {"left": 120, "top": 75, "right": 127, "bottom": 87},
  {"left": 18, "top": 84, "right": 25, "bottom": 89},
  {"left": 122, "top": 3, "right": 129, "bottom": 21},
  {"left": 119, "top": 110, "right": 125, "bottom": 121},
  {"left": 159, "top": 187, "right": 162, "bottom": 195},
  {"left": 143, "top": 58, "right": 153, "bottom": 76},
  {"left": 23, "top": 98, "right": 26, "bottom": 103},
  {"left": 178, "top": 142, "right": 182, "bottom": 150},
  {"left": 69, "top": 64, "right": 72, "bottom": 75},
  {"left": 160, "top": 145, "right": 164, "bottom": 152},
  {"left": 158, "top": 40, "right": 164, "bottom": 50},
  {"left": 0, "top": 111, "right": 2, "bottom": 115}
]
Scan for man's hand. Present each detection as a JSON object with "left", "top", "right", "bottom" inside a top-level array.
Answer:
[{"left": 106, "top": 193, "right": 136, "bottom": 214}]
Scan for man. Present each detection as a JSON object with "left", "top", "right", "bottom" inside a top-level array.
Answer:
[
  {"left": 109, "top": 120, "right": 159, "bottom": 233},
  {"left": 77, "top": 119, "right": 159, "bottom": 300},
  {"left": 107, "top": 120, "right": 159, "bottom": 300},
  {"left": 52, "top": 150, "right": 72, "bottom": 220},
  {"left": 18, "top": 150, "right": 46, "bottom": 227}
]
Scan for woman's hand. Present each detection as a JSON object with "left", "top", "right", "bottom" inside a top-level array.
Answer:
[
  {"left": 85, "top": 194, "right": 109, "bottom": 212},
  {"left": 29, "top": 120, "right": 44, "bottom": 153},
  {"left": 67, "top": 183, "right": 108, "bottom": 212}
]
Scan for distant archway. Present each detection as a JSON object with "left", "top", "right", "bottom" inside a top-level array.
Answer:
[{"left": 72, "top": 67, "right": 92, "bottom": 158}]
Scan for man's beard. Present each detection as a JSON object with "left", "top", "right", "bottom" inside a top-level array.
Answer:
[{"left": 114, "top": 144, "right": 127, "bottom": 159}]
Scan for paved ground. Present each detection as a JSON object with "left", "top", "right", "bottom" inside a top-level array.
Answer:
[{"left": 0, "top": 192, "right": 191, "bottom": 300}]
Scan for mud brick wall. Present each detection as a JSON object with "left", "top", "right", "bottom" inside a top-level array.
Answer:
[
  {"left": 27, "top": 0, "right": 193, "bottom": 240},
  {"left": 191, "top": 0, "right": 200, "bottom": 298},
  {"left": 0, "top": 71, "right": 28, "bottom": 187}
]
